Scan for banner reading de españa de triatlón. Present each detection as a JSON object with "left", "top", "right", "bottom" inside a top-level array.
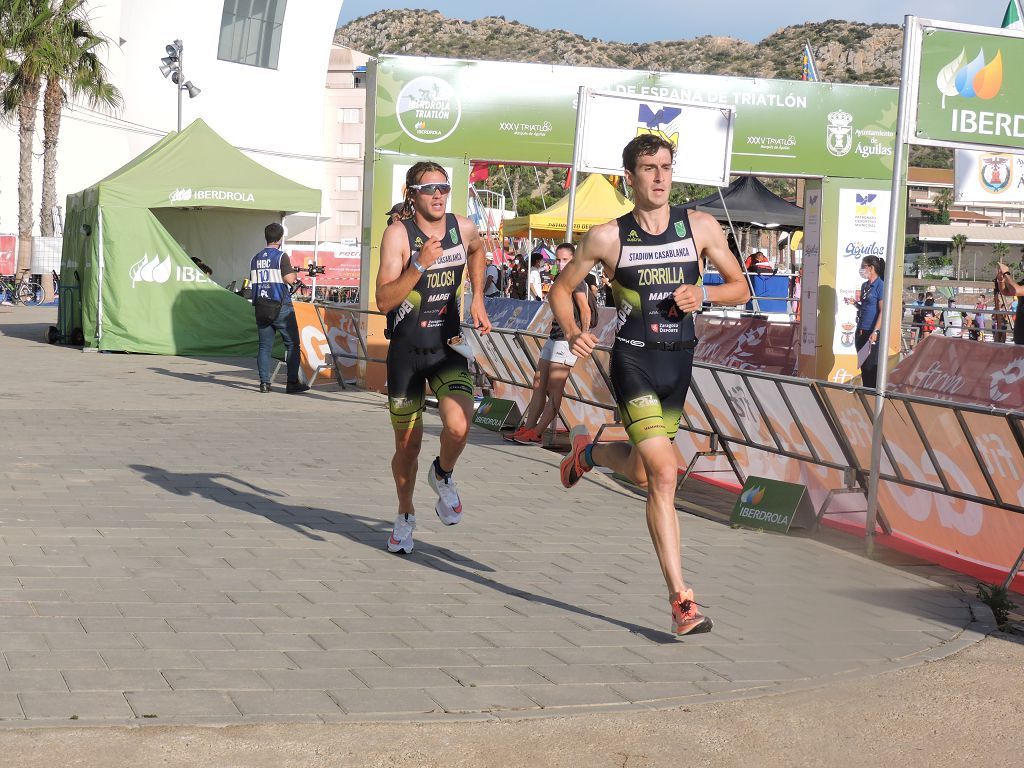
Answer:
[{"left": 373, "top": 55, "right": 897, "bottom": 179}]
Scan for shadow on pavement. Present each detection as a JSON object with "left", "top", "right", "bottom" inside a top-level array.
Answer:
[
  {"left": 130, "top": 463, "right": 677, "bottom": 643},
  {"left": 0, "top": 318, "right": 56, "bottom": 345},
  {"left": 148, "top": 366, "right": 346, "bottom": 402}
]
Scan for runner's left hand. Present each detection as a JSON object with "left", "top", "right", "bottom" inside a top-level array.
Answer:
[
  {"left": 471, "top": 298, "right": 492, "bottom": 334},
  {"left": 673, "top": 284, "right": 703, "bottom": 313}
]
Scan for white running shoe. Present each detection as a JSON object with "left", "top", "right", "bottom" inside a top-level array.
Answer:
[
  {"left": 387, "top": 513, "right": 416, "bottom": 553},
  {"left": 428, "top": 458, "right": 463, "bottom": 525}
]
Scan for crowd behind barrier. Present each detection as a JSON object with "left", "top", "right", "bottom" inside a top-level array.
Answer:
[{"left": 287, "top": 295, "right": 1024, "bottom": 591}]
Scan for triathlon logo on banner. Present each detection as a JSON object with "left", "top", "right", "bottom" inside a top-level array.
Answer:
[
  {"left": 577, "top": 89, "right": 733, "bottom": 186},
  {"left": 396, "top": 76, "right": 462, "bottom": 144}
]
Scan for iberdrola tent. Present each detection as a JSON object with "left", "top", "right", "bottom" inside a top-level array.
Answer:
[
  {"left": 504, "top": 174, "right": 633, "bottom": 239},
  {"left": 59, "top": 119, "right": 321, "bottom": 355}
]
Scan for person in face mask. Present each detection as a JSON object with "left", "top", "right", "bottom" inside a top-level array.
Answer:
[{"left": 852, "top": 255, "right": 885, "bottom": 388}]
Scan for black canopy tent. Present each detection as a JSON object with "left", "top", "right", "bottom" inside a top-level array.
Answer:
[{"left": 688, "top": 175, "right": 805, "bottom": 230}]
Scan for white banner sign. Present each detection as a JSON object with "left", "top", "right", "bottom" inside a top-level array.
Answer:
[
  {"left": 578, "top": 90, "right": 734, "bottom": 186},
  {"left": 833, "top": 189, "right": 891, "bottom": 362},
  {"left": 954, "top": 149, "right": 1024, "bottom": 204}
]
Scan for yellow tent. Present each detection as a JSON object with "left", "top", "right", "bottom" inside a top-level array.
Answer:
[{"left": 504, "top": 174, "right": 634, "bottom": 239}]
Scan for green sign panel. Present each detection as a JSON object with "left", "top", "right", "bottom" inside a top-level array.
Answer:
[
  {"left": 472, "top": 397, "right": 522, "bottom": 432},
  {"left": 373, "top": 56, "right": 898, "bottom": 179},
  {"left": 730, "top": 476, "right": 816, "bottom": 533},
  {"left": 915, "top": 25, "right": 1024, "bottom": 150}
]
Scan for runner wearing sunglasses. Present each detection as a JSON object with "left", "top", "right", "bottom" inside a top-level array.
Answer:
[{"left": 376, "top": 162, "right": 492, "bottom": 554}]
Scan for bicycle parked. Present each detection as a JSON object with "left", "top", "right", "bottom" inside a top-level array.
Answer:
[{"left": 0, "top": 270, "right": 44, "bottom": 306}]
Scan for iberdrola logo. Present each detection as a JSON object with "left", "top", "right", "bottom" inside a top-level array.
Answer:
[
  {"left": 936, "top": 48, "right": 1003, "bottom": 108},
  {"left": 740, "top": 486, "right": 766, "bottom": 505}
]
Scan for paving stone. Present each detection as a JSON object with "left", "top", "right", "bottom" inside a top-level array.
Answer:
[
  {"left": 329, "top": 688, "right": 440, "bottom": 715},
  {"left": 101, "top": 650, "right": 202, "bottom": 669},
  {"left": 258, "top": 669, "right": 367, "bottom": 690},
  {"left": 353, "top": 667, "right": 460, "bottom": 689},
  {"left": 62, "top": 670, "right": 169, "bottom": 692},
  {"left": 425, "top": 686, "right": 540, "bottom": 713},
  {"left": 230, "top": 690, "right": 342, "bottom": 716},
  {"left": 519, "top": 683, "right": 632, "bottom": 708},
  {"left": 19, "top": 691, "right": 133, "bottom": 719},
  {"left": 5, "top": 651, "right": 106, "bottom": 671},
  {"left": 0, "top": 671, "right": 69, "bottom": 693},
  {"left": 125, "top": 690, "right": 240, "bottom": 718}
]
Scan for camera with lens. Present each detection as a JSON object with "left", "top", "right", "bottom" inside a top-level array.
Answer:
[{"left": 305, "top": 263, "right": 326, "bottom": 277}]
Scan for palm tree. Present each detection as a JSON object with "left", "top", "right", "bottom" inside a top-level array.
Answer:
[
  {"left": 0, "top": 0, "right": 53, "bottom": 273},
  {"left": 38, "top": 0, "right": 121, "bottom": 240},
  {"left": 950, "top": 233, "right": 967, "bottom": 281}
]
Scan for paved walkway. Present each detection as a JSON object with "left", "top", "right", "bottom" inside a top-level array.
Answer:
[{"left": 0, "top": 307, "right": 991, "bottom": 725}]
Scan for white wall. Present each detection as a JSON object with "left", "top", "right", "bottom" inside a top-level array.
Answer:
[{"left": 0, "top": 0, "right": 344, "bottom": 238}]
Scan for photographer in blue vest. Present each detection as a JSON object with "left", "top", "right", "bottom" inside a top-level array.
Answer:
[{"left": 249, "top": 222, "right": 308, "bottom": 394}]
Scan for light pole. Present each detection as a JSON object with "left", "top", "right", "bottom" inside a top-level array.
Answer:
[{"left": 159, "top": 39, "right": 201, "bottom": 132}]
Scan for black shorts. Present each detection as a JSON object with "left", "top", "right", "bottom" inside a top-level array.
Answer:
[
  {"left": 386, "top": 344, "right": 473, "bottom": 430},
  {"left": 610, "top": 345, "right": 694, "bottom": 444}
]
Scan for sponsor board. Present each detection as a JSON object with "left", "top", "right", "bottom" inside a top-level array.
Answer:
[
  {"left": 472, "top": 397, "right": 522, "bottom": 432},
  {"left": 374, "top": 56, "right": 898, "bottom": 179},
  {"left": 914, "top": 25, "right": 1024, "bottom": 151},
  {"left": 833, "top": 189, "right": 891, "bottom": 360},
  {"left": 730, "top": 476, "right": 817, "bottom": 534},
  {"left": 955, "top": 149, "right": 1024, "bottom": 202},
  {"left": 578, "top": 90, "right": 733, "bottom": 186}
]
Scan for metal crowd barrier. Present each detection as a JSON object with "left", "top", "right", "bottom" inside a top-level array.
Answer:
[{"left": 460, "top": 321, "right": 1024, "bottom": 588}]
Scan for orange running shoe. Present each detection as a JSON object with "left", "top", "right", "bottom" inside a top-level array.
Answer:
[
  {"left": 514, "top": 428, "right": 542, "bottom": 445},
  {"left": 671, "top": 588, "right": 713, "bottom": 636},
  {"left": 503, "top": 426, "right": 528, "bottom": 443},
  {"left": 559, "top": 425, "right": 593, "bottom": 488}
]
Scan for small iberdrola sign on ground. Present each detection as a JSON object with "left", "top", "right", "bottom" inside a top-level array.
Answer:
[
  {"left": 472, "top": 397, "right": 522, "bottom": 432},
  {"left": 730, "top": 476, "right": 817, "bottom": 533}
]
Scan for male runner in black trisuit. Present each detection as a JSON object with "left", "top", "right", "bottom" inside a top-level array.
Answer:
[
  {"left": 376, "top": 162, "right": 491, "bottom": 553},
  {"left": 549, "top": 135, "right": 749, "bottom": 634}
]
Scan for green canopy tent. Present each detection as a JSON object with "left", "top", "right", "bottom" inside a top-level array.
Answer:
[{"left": 59, "top": 119, "right": 321, "bottom": 355}]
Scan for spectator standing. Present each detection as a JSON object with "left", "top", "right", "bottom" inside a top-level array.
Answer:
[
  {"left": 249, "top": 222, "right": 308, "bottom": 394},
  {"left": 528, "top": 251, "right": 545, "bottom": 300},
  {"left": 943, "top": 298, "right": 964, "bottom": 338},
  {"left": 995, "top": 263, "right": 1024, "bottom": 344},
  {"left": 846, "top": 255, "right": 885, "bottom": 388},
  {"left": 506, "top": 243, "right": 591, "bottom": 444},
  {"left": 483, "top": 252, "right": 501, "bottom": 298}
]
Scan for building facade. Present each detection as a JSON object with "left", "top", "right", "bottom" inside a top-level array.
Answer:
[{"left": 0, "top": 0, "right": 350, "bottom": 253}]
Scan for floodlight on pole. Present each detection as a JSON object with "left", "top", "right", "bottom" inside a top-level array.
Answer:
[{"left": 159, "top": 39, "right": 199, "bottom": 133}]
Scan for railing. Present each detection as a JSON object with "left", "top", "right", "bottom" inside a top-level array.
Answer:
[{"left": 460, "top": 317, "right": 1024, "bottom": 589}]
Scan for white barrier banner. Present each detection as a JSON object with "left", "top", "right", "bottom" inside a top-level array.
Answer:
[
  {"left": 579, "top": 90, "right": 734, "bottom": 186},
  {"left": 954, "top": 149, "right": 1024, "bottom": 203}
]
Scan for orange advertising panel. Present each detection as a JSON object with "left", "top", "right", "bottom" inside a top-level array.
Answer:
[
  {"left": 292, "top": 302, "right": 362, "bottom": 385},
  {"left": 889, "top": 334, "right": 1024, "bottom": 410}
]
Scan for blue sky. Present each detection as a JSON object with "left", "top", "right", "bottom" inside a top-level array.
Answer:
[{"left": 338, "top": 1, "right": 1019, "bottom": 43}]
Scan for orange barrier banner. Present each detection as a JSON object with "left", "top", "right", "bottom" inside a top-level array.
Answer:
[
  {"left": 888, "top": 334, "right": 1024, "bottom": 410},
  {"left": 292, "top": 301, "right": 362, "bottom": 385},
  {"left": 694, "top": 316, "right": 799, "bottom": 376}
]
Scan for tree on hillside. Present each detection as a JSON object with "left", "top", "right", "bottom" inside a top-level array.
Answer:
[
  {"left": 0, "top": 0, "right": 53, "bottom": 272},
  {"left": 39, "top": 0, "right": 121, "bottom": 240}
]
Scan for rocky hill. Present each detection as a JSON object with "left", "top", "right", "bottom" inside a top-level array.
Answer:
[{"left": 336, "top": 11, "right": 902, "bottom": 85}]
